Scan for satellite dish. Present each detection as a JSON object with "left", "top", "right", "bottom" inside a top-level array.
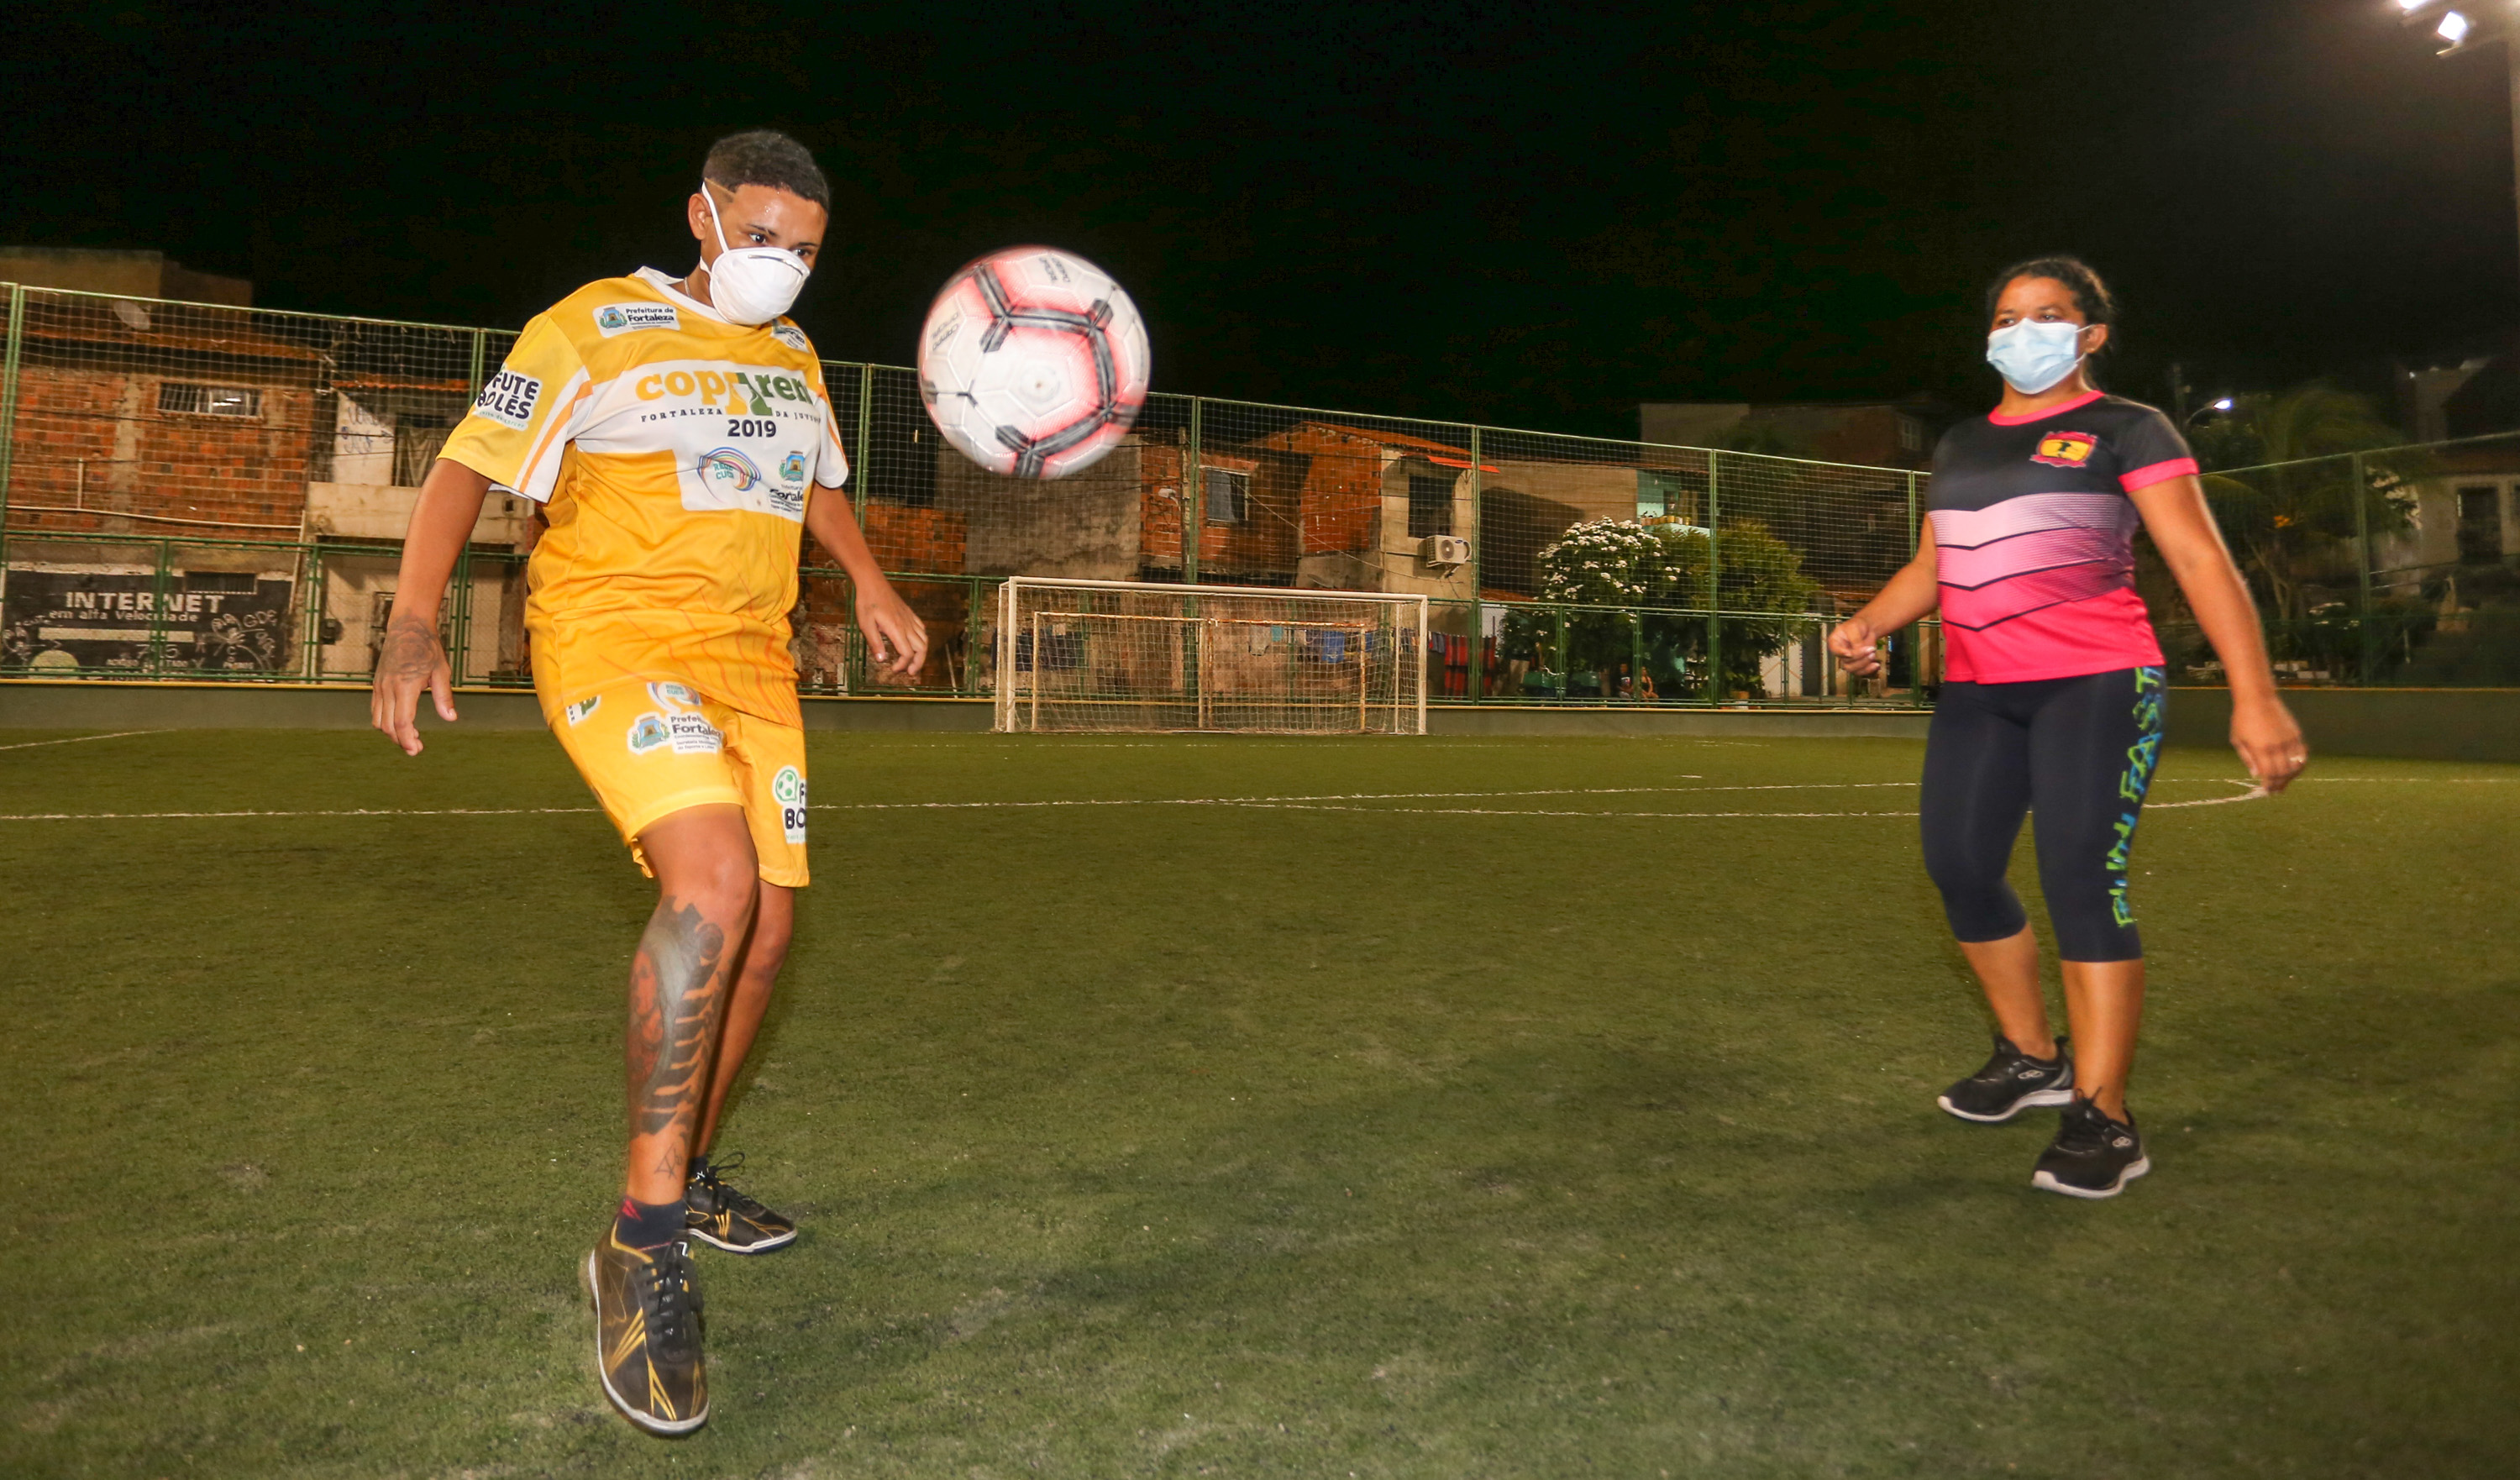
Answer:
[{"left": 112, "top": 300, "right": 151, "bottom": 332}]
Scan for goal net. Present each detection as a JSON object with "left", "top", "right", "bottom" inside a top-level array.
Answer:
[{"left": 995, "top": 578, "right": 1430, "bottom": 734}]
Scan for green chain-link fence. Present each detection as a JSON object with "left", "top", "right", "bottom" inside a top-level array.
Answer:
[{"left": 4, "top": 280, "right": 2514, "bottom": 703}]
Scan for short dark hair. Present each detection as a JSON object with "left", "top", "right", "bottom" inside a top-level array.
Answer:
[
  {"left": 703, "top": 129, "right": 830, "bottom": 211},
  {"left": 1984, "top": 255, "right": 2115, "bottom": 328}
]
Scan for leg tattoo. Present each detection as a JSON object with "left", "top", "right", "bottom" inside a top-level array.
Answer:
[{"left": 626, "top": 897, "right": 732, "bottom": 1150}]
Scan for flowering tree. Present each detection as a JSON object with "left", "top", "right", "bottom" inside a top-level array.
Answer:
[{"left": 1509, "top": 517, "right": 1819, "bottom": 696}]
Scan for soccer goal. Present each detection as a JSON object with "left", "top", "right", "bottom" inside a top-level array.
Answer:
[{"left": 995, "top": 577, "right": 1430, "bottom": 735}]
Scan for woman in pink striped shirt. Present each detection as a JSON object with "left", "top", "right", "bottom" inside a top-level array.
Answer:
[{"left": 1829, "top": 255, "right": 2304, "bottom": 1199}]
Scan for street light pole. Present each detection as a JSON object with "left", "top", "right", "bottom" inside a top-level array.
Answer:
[
  {"left": 2505, "top": 40, "right": 2520, "bottom": 292},
  {"left": 2184, "top": 396, "right": 2236, "bottom": 431}
]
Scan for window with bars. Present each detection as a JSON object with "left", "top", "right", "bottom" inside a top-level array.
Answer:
[{"left": 157, "top": 382, "right": 263, "bottom": 418}]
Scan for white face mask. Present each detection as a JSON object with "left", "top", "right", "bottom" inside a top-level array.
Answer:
[
  {"left": 1985, "top": 318, "right": 2089, "bottom": 396},
  {"left": 696, "top": 184, "right": 810, "bottom": 326}
]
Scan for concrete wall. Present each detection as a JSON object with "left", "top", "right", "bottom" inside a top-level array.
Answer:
[
  {"left": 2165, "top": 686, "right": 2520, "bottom": 764},
  {"left": 303, "top": 483, "right": 533, "bottom": 544},
  {"left": 1367, "top": 458, "right": 1476, "bottom": 601},
  {"left": 1429, "top": 705, "right": 1929, "bottom": 738},
  {"left": 6, "top": 680, "right": 2515, "bottom": 758},
  {"left": 1, "top": 251, "right": 253, "bottom": 306},
  {"left": 1473, "top": 459, "right": 1651, "bottom": 595},
  {"left": 0, "top": 682, "right": 996, "bottom": 733},
  {"left": 939, "top": 440, "right": 1144, "bottom": 580}
]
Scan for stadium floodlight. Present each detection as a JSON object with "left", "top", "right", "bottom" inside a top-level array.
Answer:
[
  {"left": 2213, "top": 396, "right": 2235, "bottom": 412},
  {"left": 2394, "top": 0, "right": 2493, "bottom": 54},
  {"left": 2391, "top": 0, "right": 2520, "bottom": 295}
]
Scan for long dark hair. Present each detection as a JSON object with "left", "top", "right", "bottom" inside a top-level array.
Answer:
[{"left": 1983, "top": 255, "right": 2116, "bottom": 330}]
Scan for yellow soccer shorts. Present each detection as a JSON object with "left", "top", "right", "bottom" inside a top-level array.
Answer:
[{"left": 542, "top": 674, "right": 810, "bottom": 888}]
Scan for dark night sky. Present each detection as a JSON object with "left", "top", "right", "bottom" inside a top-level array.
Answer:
[{"left": 6, "top": 0, "right": 2514, "bottom": 438}]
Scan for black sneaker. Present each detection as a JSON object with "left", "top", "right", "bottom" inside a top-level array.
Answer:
[
  {"left": 583, "top": 1229, "right": 708, "bottom": 1435},
  {"left": 1937, "top": 1032, "right": 2075, "bottom": 1123},
  {"left": 2032, "top": 1097, "right": 2150, "bottom": 1199},
  {"left": 685, "top": 1152, "right": 797, "bottom": 1255}
]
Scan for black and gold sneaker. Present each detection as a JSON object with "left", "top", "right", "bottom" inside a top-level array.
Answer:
[
  {"left": 582, "top": 1229, "right": 708, "bottom": 1435},
  {"left": 2032, "top": 1097, "right": 2151, "bottom": 1199},
  {"left": 1937, "top": 1032, "right": 2075, "bottom": 1124},
  {"left": 685, "top": 1152, "right": 797, "bottom": 1255}
]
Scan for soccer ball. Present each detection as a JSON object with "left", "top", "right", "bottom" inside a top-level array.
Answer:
[{"left": 917, "top": 246, "right": 1151, "bottom": 480}]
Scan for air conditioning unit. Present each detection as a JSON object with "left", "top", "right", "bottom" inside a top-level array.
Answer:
[{"left": 1418, "top": 534, "right": 1472, "bottom": 569}]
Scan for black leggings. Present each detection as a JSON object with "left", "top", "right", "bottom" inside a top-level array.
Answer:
[{"left": 1919, "top": 667, "right": 2166, "bottom": 963}]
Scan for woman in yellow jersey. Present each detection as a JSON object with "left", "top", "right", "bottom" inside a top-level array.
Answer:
[{"left": 370, "top": 131, "right": 926, "bottom": 1437}]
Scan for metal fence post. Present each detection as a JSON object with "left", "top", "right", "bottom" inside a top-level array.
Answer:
[
  {"left": 150, "top": 538, "right": 173, "bottom": 674},
  {"left": 1628, "top": 610, "right": 1642, "bottom": 703},
  {"left": 1705, "top": 451, "right": 1723, "bottom": 706},
  {"left": 449, "top": 547, "right": 473, "bottom": 684},
  {"left": 1184, "top": 397, "right": 1204, "bottom": 585},
  {"left": 0, "top": 284, "right": 23, "bottom": 535},
  {"left": 1907, "top": 469, "right": 1926, "bottom": 707},
  {"left": 963, "top": 575, "right": 984, "bottom": 695},
  {"left": 466, "top": 328, "right": 487, "bottom": 398},
  {"left": 1467, "top": 425, "right": 1484, "bottom": 701},
  {"left": 304, "top": 551, "right": 328, "bottom": 679},
  {"left": 853, "top": 365, "right": 873, "bottom": 529},
  {"left": 2350, "top": 450, "right": 2376, "bottom": 685},
  {"left": 1551, "top": 606, "right": 1567, "bottom": 699}
]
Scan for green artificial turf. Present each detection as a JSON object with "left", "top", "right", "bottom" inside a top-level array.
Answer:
[{"left": 4, "top": 726, "right": 2514, "bottom": 1478}]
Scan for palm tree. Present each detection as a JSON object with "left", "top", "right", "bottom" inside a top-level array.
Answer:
[{"left": 2188, "top": 383, "right": 2412, "bottom": 622}]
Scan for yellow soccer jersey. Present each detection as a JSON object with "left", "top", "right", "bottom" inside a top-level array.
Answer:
[{"left": 438, "top": 268, "right": 848, "bottom": 727}]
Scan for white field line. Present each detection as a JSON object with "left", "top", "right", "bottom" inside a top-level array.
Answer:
[
  {"left": 2291, "top": 776, "right": 2520, "bottom": 783},
  {"left": 0, "top": 777, "right": 2276, "bottom": 822},
  {"left": 0, "top": 730, "right": 160, "bottom": 753},
  {"left": 0, "top": 806, "right": 605, "bottom": 821},
  {"left": 1172, "top": 778, "right": 2269, "bottom": 820}
]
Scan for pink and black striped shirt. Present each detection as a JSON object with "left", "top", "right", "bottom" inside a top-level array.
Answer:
[{"left": 1926, "top": 390, "right": 2196, "bottom": 684}]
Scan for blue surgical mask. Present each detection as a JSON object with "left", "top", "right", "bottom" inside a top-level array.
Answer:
[{"left": 1986, "top": 319, "right": 2088, "bottom": 395}]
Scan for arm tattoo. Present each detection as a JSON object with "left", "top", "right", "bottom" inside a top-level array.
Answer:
[
  {"left": 378, "top": 611, "right": 441, "bottom": 682},
  {"left": 625, "top": 896, "right": 731, "bottom": 1141}
]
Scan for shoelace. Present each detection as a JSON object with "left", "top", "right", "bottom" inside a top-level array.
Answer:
[
  {"left": 2052, "top": 1105, "right": 2119, "bottom": 1155},
  {"left": 692, "top": 1151, "right": 746, "bottom": 1186},
  {"left": 691, "top": 1153, "right": 768, "bottom": 1216},
  {"left": 638, "top": 1241, "right": 704, "bottom": 1358},
  {"left": 1973, "top": 1050, "right": 2034, "bottom": 1085},
  {"left": 1977, "top": 1040, "right": 2062, "bottom": 1086}
]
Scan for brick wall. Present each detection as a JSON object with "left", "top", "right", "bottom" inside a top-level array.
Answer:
[
  {"left": 7, "top": 349, "right": 320, "bottom": 538},
  {"left": 855, "top": 503, "right": 969, "bottom": 574}
]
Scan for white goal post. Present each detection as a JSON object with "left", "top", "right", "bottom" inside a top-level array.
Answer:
[{"left": 995, "top": 577, "right": 1431, "bottom": 735}]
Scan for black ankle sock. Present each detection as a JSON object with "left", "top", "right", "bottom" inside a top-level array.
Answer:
[{"left": 613, "top": 1195, "right": 685, "bottom": 1250}]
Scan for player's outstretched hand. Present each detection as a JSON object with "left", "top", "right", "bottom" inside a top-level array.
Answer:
[
  {"left": 370, "top": 612, "right": 456, "bottom": 757},
  {"left": 856, "top": 580, "right": 930, "bottom": 681},
  {"left": 2231, "top": 692, "right": 2307, "bottom": 795},
  {"left": 1826, "top": 617, "right": 1883, "bottom": 677}
]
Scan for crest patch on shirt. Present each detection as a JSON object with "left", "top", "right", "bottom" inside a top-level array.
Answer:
[
  {"left": 594, "top": 302, "right": 680, "bottom": 337},
  {"left": 770, "top": 323, "right": 809, "bottom": 352},
  {"left": 2031, "top": 430, "right": 2098, "bottom": 469}
]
